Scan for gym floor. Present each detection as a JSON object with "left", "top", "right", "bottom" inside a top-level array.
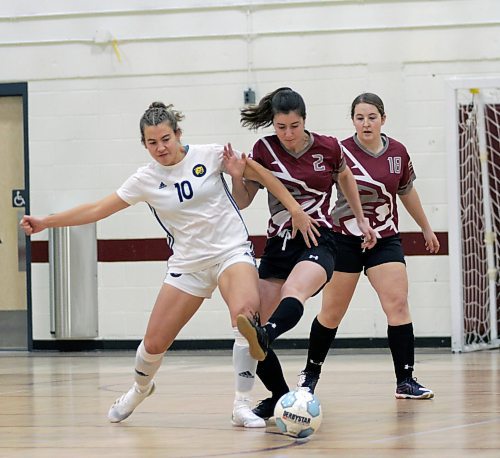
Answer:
[{"left": 0, "top": 348, "right": 498, "bottom": 457}]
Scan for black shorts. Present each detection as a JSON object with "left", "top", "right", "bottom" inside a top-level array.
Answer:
[
  {"left": 333, "top": 233, "right": 405, "bottom": 274},
  {"left": 258, "top": 227, "right": 337, "bottom": 282}
]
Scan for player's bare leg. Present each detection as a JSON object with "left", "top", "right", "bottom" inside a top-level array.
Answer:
[{"left": 108, "top": 285, "right": 204, "bottom": 422}]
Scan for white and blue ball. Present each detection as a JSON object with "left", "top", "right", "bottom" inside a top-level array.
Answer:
[{"left": 274, "top": 390, "right": 322, "bottom": 438}]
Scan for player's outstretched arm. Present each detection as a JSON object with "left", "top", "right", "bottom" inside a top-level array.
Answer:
[{"left": 20, "top": 193, "right": 130, "bottom": 236}]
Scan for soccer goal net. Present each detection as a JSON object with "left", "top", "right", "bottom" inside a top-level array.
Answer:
[{"left": 447, "top": 77, "right": 500, "bottom": 352}]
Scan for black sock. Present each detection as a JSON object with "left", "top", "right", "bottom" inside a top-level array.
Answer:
[
  {"left": 264, "top": 297, "right": 304, "bottom": 343},
  {"left": 256, "top": 348, "right": 289, "bottom": 399},
  {"left": 387, "top": 323, "right": 415, "bottom": 383},
  {"left": 304, "top": 316, "right": 338, "bottom": 374}
]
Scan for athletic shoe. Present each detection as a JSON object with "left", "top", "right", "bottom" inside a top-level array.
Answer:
[
  {"left": 395, "top": 377, "right": 434, "bottom": 399},
  {"left": 236, "top": 313, "right": 269, "bottom": 361},
  {"left": 232, "top": 400, "right": 266, "bottom": 428},
  {"left": 107, "top": 382, "right": 155, "bottom": 423},
  {"left": 296, "top": 370, "right": 320, "bottom": 394},
  {"left": 252, "top": 397, "right": 278, "bottom": 420}
]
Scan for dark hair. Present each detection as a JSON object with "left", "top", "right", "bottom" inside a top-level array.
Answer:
[
  {"left": 240, "top": 87, "right": 307, "bottom": 130},
  {"left": 350, "top": 93, "right": 385, "bottom": 118},
  {"left": 140, "top": 102, "right": 185, "bottom": 144}
]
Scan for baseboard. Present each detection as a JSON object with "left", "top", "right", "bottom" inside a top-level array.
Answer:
[{"left": 31, "top": 336, "right": 451, "bottom": 352}]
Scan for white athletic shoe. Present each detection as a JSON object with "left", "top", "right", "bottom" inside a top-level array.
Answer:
[
  {"left": 107, "top": 382, "right": 155, "bottom": 423},
  {"left": 232, "top": 400, "right": 266, "bottom": 428}
]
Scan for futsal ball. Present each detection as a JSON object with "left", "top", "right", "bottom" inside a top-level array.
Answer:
[{"left": 274, "top": 390, "right": 322, "bottom": 438}]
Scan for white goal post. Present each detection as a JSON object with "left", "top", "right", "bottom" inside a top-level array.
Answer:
[{"left": 446, "top": 77, "right": 500, "bottom": 352}]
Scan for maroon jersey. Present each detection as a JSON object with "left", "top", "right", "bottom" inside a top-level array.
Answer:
[
  {"left": 250, "top": 132, "right": 346, "bottom": 238},
  {"left": 332, "top": 134, "right": 416, "bottom": 238}
]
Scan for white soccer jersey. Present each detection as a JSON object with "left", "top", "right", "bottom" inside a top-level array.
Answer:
[{"left": 116, "top": 144, "right": 252, "bottom": 273}]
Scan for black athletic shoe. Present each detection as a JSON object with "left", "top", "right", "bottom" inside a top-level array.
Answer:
[
  {"left": 252, "top": 397, "right": 278, "bottom": 420},
  {"left": 395, "top": 377, "right": 434, "bottom": 399},
  {"left": 237, "top": 313, "right": 269, "bottom": 361},
  {"left": 296, "top": 370, "right": 320, "bottom": 394}
]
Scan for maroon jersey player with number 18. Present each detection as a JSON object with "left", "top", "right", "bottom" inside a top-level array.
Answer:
[
  {"left": 297, "top": 93, "right": 440, "bottom": 400},
  {"left": 333, "top": 132, "right": 415, "bottom": 238}
]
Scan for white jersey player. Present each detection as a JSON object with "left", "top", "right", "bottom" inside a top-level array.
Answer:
[
  {"left": 117, "top": 143, "right": 253, "bottom": 274},
  {"left": 20, "top": 101, "right": 317, "bottom": 428}
]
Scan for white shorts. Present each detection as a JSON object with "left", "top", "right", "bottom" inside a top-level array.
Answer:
[{"left": 164, "top": 246, "right": 257, "bottom": 298}]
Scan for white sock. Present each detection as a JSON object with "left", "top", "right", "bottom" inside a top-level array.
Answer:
[
  {"left": 233, "top": 328, "right": 257, "bottom": 404},
  {"left": 134, "top": 340, "right": 164, "bottom": 392}
]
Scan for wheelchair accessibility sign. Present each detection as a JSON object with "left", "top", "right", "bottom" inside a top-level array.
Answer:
[{"left": 12, "top": 189, "right": 26, "bottom": 208}]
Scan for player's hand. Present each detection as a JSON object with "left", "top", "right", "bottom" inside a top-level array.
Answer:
[
  {"left": 223, "top": 143, "right": 246, "bottom": 179},
  {"left": 357, "top": 218, "right": 377, "bottom": 250},
  {"left": 19, "top": 215, "right": 47, "bottom": 236},
  {"left": 423, "top": 228, "right": 440, "bottom": 254},
  {"left": 291, "top": 208, "right": 321, "bottom": 248}
]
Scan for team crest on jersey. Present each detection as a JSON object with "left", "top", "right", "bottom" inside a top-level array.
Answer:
[{"left": 192, "top": 164, "right": 206, "bottom": 177}]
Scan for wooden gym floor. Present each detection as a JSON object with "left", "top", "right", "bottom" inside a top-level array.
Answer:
[{"left": 0, "top": 348, "right": 498, "bottom": 457}]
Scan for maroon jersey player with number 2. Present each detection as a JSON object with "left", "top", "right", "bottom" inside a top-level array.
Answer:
[{"left": 224, "top": 87, "right": 377, "bottom": 419}]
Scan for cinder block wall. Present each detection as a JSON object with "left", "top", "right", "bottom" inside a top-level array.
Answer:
[{"left": 3, "top": 0, "right": 498, "bottom": 341}]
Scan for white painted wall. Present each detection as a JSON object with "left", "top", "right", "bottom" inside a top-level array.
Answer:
[{"left": 3, "top": 0, "right": 499, "bottom": 341}]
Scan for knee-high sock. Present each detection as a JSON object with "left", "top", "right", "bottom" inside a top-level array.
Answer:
[
  {"left": 134, "top": 340, "right": 164, "bottom": 392},
  {"left": 304, "top": 316, "right": 338, "bottom": 374},
  {"left": 233, "top": 328, "right": 257, "bottom": 401},
  {"left": 264, "top": 297, "right": 304, "bottom": 343},
  {"left": 256, "top": 348, "right": 290, "bottom": 400},
  {"left": 387, "top": 323, "right": 415, "bottom": 383}
]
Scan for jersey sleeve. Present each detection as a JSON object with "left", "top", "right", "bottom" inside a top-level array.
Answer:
[
  {"left": 247, "top": 140, "right": 265, "bottom": 166},
  {"left": 330, "top": 138, "right": 347, "bottom": 181},
  {"left": 397, "top": 150, "right": 416, "bottom": 195},
  {"left": 245, "top": 140, "right": 266, "bottom": 187},
  {"left": 334, "top": 139, "right": 347, "bottom": 174},
  {"left": 116, "top": 172, "right": 145, "bottom": 205}
]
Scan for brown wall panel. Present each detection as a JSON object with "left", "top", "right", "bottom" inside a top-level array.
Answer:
[{"left": 31, "top": 232, "right": 448, "bottom": 263}]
